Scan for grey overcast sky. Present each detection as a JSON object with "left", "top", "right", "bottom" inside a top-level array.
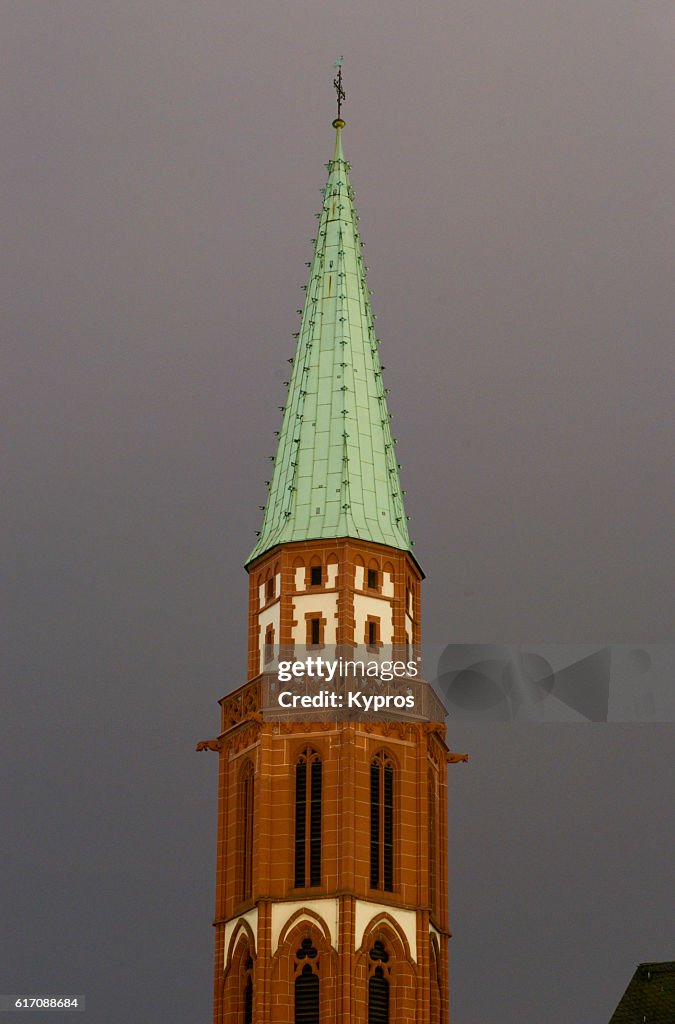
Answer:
[{"left": 2, "top": 1, "right": 673, "bottom": 1022}]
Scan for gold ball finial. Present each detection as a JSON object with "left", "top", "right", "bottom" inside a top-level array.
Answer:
[{"left": 332, "top": 118, "right": 346, "bottom": 129}]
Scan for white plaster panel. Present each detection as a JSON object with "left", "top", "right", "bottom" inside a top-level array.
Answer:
[
  {"left": 354, "top": 900, "right": 417, "bottom": 962},
  {"left": 382, "top": 571, "right": 394, "bottom": 598},
  {"left": 223, "top": 908, "right": 259, "bottom": 966},
  {"left": 354, "top": 594, "right": 394, "bottom": 644},
  {"left": 354, "top": 566, "right": 365, "bottom": 590},
  {"left": 271, "top": 898, "right": 339, "bottom": 953},
  {"left": 295, "top": 567, "right": 306, "bottom": 592},
  {"left": 258, "top": 602, "right": 280, "bottom": 666},
  {"left": 326, "top": 563, "right": 338, "bottom": 588},
  {"left": 258, "top": 583, "right": 265, "bottom": 607},
  {"left": 292, "top": 593, "right": 339, "bottom": 644}
]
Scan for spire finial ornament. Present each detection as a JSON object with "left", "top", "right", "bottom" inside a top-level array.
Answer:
[{"left": 332, "top": 55, "right": 345, "bottom": 127}]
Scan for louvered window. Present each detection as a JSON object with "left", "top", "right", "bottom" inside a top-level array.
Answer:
[
  {"left": 370, "top": 752, "right": 394, "bottom": 891},
  {"left": 429, "top": 768, "right": 437, "bottom": 912},
  {"left": 370, "top": 762, "right": 379, "bottom": 887},
  {"left": 368, "top": 967, "right": 389, "bottom": 1024},
  {"left": 241, "top": 951, "right": 253, "bottom": 1024},
  {"left": 368, "top": 941, "right": 390, "bottom": 1024},
  {"left": 240, "top": 762, "right": 254, "bottom": 901},
  {"left": 430, "top": 943, "right": 441, "bottom": 1024},
  {"left": 244, "top": 976, "right": 252, "bottom": 1024},
  {"left": 309, "top": 759, "right": 322, "bottom": 885},
  {"left": 295, "top": 939, "right": 319, "bottom": 1024},
  {"left": 295, "top": 749, "right": 322, "bottom": 888},
  {"left": 383, "top": 763, "right": 393, "bottom": 890},
  {"left": 295, "top": 965, "right": 319, "bottom": 1024}
]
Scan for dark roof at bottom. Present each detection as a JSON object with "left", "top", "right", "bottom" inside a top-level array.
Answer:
[{"left": 609, "top": 962, "right": 675, "bottom": 1023}]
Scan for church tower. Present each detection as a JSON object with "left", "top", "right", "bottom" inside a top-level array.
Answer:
[{"left": 199, "top": 92, "right": 464, "bottom": 1024}]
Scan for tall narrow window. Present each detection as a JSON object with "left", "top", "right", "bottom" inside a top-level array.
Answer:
[
  {"left": 367, "top": 618, "right": 380, "bottom": 648},
  {"left": 370, "top": 751, "right": 394, "bottom": 891},
  {"left": 428, "top": 768, "right": 437, "bottom": 914},
  {"left": 264, "top": 624, "right": 274, "bottom": 664},
  {"left": 295, "top": 749, "right": 322, "bottom": 888},
  {"left": 240, "top": 950, "right": 253, "bottom": 1024},
  {"left": 368, "top": 968, "right": 389, "bottom": 1024},
  {"left": 295, "top": 939, "right": 319, "bottom": 1024},
  {"left": 239, "top": 762, "right": 254, "bottom": 901},
  {"left": 244, "top": 975, "right": 252, "bottom": 1024},
  {"left": 368, "top": 941, "right": 390, "bottom": 1024},
  {"left": 306, "top": 614, "right": 324, "bottom": 648},
  {"left": 430, "top": 941, "right": 441, "bottom": 1024}
]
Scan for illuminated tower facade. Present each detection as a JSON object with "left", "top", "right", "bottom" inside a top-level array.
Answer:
[{"left": 199, "top": 107, "right": 463, "bottom": 1024}]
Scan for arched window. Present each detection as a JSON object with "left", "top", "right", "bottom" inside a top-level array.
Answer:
[
  {"left": 430, "top": 939, "right": 441, "bottom": 1024},
  {"left": 295, "top": 749, "right": 322, "bottom": 888},
  {"left": 368, "top": 940, "right": 390, "bottom": 1024},
  {"left": 370, "top": 751, "right": 394, "bottom": 891},
  {"left": 243, "top": 954, "right": 253, "bottom": 1024},
  {"left": 226, "top": 942, "right": 253, "bottom": 1024},
  {"left": 294, "top": 938, "right": 319, "bottom": 1024},
  {"left": 244, "top": 977, "right": 252, "bottom": 1024},
  {"left": 239, "top": 761, "right": 254, "bottom": 901}
]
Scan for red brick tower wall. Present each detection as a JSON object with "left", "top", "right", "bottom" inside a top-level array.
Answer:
[{"left": 209, "top": 538, "right": 452, "bottom": 1023}]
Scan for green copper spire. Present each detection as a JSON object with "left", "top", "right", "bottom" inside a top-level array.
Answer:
[{"left": 246, "top": 118, "right": 411, "bottom": 565}]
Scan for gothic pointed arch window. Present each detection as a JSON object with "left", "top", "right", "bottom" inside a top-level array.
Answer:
[
  {"left": 294, "top": 937, "right": 319, "bottom": 1024},
  {"left": 368, "top": 939, "right": 390, "bottom": 1024},
  {"left": 370, "top": 751, "right": 394, "bottom": 891},
  {"left": 430, "top": 938, "right": 442, "bottom": 1024},
  {"left": 244, "top": 976, "right": 252, "bottom": 1024},
  {"left": 239, "top": 760, "right": 254, "bottom": 902},
  {"left": 243, "top": 953, "right": 253, "bottom": 1024},
  {"left": 223, "top": 935, "right": 254, "bottom": 1024},
  {"left": 295, "top": 748, "right": 322, "bottom": 888}
]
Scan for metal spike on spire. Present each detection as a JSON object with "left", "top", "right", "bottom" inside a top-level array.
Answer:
[{"left": 332, "top": 56, "right": 345, "bottom": 123}]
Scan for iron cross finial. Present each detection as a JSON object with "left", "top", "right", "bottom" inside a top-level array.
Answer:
[{"left": 332, "top": 56, "right": 345, "bottom": 121}]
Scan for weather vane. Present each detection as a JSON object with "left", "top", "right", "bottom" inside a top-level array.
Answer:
[{"left": 333, "top": 56, "right": 345, "bottom": 122}]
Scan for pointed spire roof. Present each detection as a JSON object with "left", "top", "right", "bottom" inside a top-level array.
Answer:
[{"left": 246, "top": 119, "right": 411, "bottom": 566}]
